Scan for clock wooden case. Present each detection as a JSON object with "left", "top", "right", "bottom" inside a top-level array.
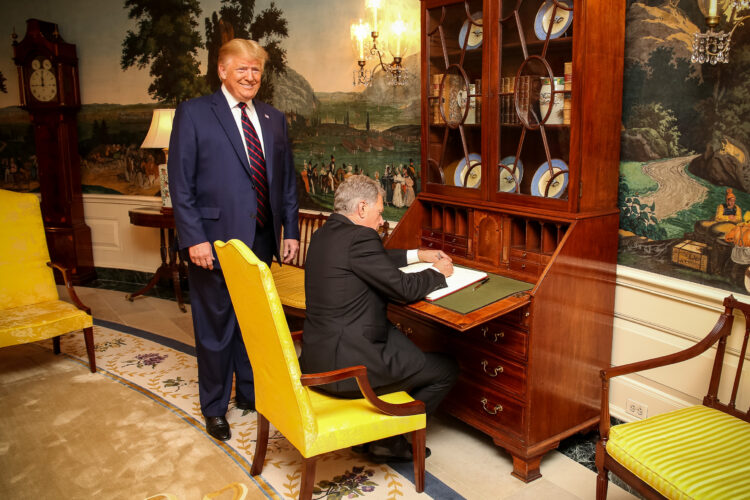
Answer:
[{"left": 12, "top": 18, "right": 95, "bottom": 284}]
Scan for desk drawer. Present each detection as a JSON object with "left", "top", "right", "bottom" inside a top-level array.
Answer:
[
  {"left": 444, "top": 234, "right": 468, "bottom": 247},
  {"left": 447, "top": 378, "right": 525, "bottom": 438},
  {"left": 421, "top": 229, "right": 443, "bottom": 240},
  {"left": 509, "top": 248, "right": 542, "bottom": 263},
  {"left": 456, "top": 340, "right": 526, "bottom": 397},
  {"left": 421, "top": 237, "right": 443, "bottom": 250},
  {"left": 509, "top": 258, "right": 541, "bottom": 275},
  {"left": 464, "top": 321, "right": 528, "bottom": 360},
  {"left": 444, "top": 245, "right": 468, "bottom": 258}
]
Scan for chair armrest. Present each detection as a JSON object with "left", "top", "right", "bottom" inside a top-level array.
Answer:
[
  {"left": 598, "top": 309, "right": 734, "bottom": 439},
  {"left": 300, "top": 365, "right": 425, "bottom": 417},
  {"left": 47, "top": 262, "right": 92, "bottom": 315},
  {"left": 290, "top": 330, "right": 303, "bottom": 342}
]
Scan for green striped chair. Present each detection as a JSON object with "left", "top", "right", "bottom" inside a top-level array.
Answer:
[{"left": 596, "top": 295, "right": 750, "bottom": 500}]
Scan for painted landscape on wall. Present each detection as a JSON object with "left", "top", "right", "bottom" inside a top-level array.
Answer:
[
  {"left": 3, "top": 0, "right": 750, "bottom": 295},
  {"left": 0, "top": 0, "right": 420, "bottom": 220},
  {"left": 618, "top": 0, "right": 750, "bottom": 295}
]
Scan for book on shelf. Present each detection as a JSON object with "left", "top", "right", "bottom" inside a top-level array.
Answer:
[{"left": 399, "top": 262, "right": 488, "bottom": 301}]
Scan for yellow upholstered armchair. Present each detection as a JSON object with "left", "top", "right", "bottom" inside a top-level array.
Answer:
[
  {"left": 596, "top": 295, "right": 750, "bottom": 499},
  {"left": 214, "top": 239, "right": 426, "bottom": 500},
  {"left": 0, "top": 189, "right": 96, "bottom": 372}
]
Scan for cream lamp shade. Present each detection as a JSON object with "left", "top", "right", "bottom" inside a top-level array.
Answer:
[{"left": 141, "top": 108, "right": 175, "bottom": 211}]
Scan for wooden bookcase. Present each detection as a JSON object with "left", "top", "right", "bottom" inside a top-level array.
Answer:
[{"left": 385, "top": 0, "right": 625, "bottom": 481}]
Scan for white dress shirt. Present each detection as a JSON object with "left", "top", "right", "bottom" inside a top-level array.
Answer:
[{"left": 221, "top": 85, "right": 266, "bottom": 165}]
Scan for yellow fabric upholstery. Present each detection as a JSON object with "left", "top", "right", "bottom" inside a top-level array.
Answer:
[
  {"left": 0, "top": 190, "right": 58, "bottom": 308},
  {"left": 269, "top": 262, "right": 306, "bottom": 310},
  {"left": 214, "top": 239, "right": 425, "bottom": 458},
  {"left": 0, "top": 189, "right": 94, "bottom": 356},
  {"left": 0, "top": 300, "right": 93, "bottom": 347},
  {"left": 607, "top": 405, "right": 750, "bottom": 500}
]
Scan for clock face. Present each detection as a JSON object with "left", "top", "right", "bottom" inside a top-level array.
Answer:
[{"left": 29, "top": 59, "right": 57, "bottom": 102}]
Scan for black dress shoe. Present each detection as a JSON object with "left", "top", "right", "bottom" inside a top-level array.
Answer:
[
  {"left": 235, "top": 395, "right": 255, "bottom": 411},
  {"left": 205, "top": 416, "right": 231, "bottom": 441},
  {"left": 367, "top": 435, "right": 431, "bottom": 463}
]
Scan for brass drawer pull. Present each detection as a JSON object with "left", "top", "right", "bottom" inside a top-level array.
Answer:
[
  {"left": 394, "top": 323, "right": 413, "bottom": 336},
  {"left": 481, "top": 327, "right": 505, "bottom": 343},
  {"left": 481, "top": 360, "right": 503, "bottom": 377},
  {"left": 480, "top": 397, "right": 503, "bottom": 415}
]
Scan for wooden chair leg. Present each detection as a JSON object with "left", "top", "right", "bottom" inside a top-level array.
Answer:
[
  {"left": 300, "top": 456, "right": 318, "bottom": 500},
  {"left": 595, "top": 441, "right": 609, "bottom": 500},
  {"left": 412, "top": 428, "right": 426, "bottom": 493},
  {"left": 53, "top": 336, "right": 61, "bottom": 354},
  {"left": 251, "top": 413, "right": 269, "bottom": 476},
  {"left": 83, "top": 326, "right": 96, "bottom": 373}
]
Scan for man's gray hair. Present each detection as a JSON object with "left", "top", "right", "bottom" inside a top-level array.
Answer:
[{"left": 334, "top": 175, "right": 385, "bottom": 214}]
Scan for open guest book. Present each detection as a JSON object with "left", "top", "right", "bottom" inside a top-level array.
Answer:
[{"left": 399, "top": 262, "right": 488, "bottom": 301}]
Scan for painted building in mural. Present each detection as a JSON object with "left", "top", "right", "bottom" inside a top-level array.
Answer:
[{"left": 1, "top": 0, "right": 749, "bottom": 295}]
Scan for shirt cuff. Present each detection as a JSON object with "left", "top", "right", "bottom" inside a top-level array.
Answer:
[{"left": 406, "top": 249, "right": 420, "bottom": 264}]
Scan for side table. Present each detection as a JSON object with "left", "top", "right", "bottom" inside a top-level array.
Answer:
[{"left": 127, "top": 207, "right": 188, "bottom": 312}]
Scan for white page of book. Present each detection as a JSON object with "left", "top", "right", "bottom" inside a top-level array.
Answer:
[{"left": 399, "top": 262, "right": 488, "bottom": 301}]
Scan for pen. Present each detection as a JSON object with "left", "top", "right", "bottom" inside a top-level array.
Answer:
[{"left": 472, "top": 277, "right": 490, "bottom": 292}]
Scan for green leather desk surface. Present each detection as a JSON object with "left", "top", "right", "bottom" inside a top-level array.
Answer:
[{"left": 431, "top": 272, "right": 533, "bottom": 315}]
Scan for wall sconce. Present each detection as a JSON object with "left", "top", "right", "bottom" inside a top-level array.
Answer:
[
  {"left": 141, "top": 108, "right": 175, "bottom": 214},
  {"left": 692, "top": 0, "right": 750, "bottom": 64},
  {"left": 351, "top": 0, "right": 416, "bottom": 87}
]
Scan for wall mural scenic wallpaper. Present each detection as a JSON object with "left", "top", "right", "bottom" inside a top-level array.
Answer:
[{"left": 0, "top": 0, "right": 749, "bottom": 295}]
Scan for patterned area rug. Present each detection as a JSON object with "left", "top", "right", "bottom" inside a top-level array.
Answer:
[{"left": 18, "top": 320, "right": 462, "bottom": 500}]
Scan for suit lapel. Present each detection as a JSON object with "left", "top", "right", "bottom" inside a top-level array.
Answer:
[
  {"left": 254, "top": 100, "right": 275, "bottom": 188},
  {"left": 210, "top": 90, "right": 253, "bottom": 179}
]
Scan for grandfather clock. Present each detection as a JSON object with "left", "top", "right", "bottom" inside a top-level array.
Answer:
[{"left": 12, "top": 19, "right": 95, "bottom": 284}]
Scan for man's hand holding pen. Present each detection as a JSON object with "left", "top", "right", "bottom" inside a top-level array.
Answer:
[{"left": 419, "top": 249, "right": 454, "bottom": 277}]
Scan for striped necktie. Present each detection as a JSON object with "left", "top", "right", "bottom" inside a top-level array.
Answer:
[{"left": 238, "top": 102, "right": 269, "bottom": 227}]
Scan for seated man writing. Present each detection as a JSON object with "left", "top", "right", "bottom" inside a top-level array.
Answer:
[{"left": 300, "top": 175, "right": 459, "bottom": 463}]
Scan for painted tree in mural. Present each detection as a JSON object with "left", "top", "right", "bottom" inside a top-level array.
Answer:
[
  {"left": 204, "top": 0, "right": 289, "bottom": 103},
  {"left": 121, "top": 0, "right": 208, "bottom": 105}
]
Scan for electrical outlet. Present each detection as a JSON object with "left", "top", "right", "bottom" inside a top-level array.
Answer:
[{"left": 626, "top": 398, "right": 648, "bottom": 419}]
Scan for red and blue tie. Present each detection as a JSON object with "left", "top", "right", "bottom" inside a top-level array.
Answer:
[{"left": 238, "top": 102, "right": 269, "bottom": 227}]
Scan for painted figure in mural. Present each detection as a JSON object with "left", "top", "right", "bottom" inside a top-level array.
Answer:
[
  {"left": 301, "top": 161, "right": 310, "bottom": 193},
  {"left": 715, "top": 189, "right": 742, "bottom": 222},
  {"left": 404, "top": 166, "right": 416, "bottom": 207},
  {"left": 300, "top": 174, "right": 458, "bottom": 462},
  {"left": 392, "top": 167, "right": 405, "bottom": 208},
  {"left": 382, "top": 165, "right": 394, "bottom": 206},
  {"left": 335, "top": 163, "right": 346, "bottom": 186},
  {"left": 168, "top": 38, "right": 300, "bottom": 442}
]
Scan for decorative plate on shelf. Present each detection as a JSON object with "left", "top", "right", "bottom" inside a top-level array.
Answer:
[
  {"left": 459, "top": 12, "right": 483, "bottom": 50},
  {"left": 534, "top": 0, "right": 573, "bottom": 40},
  {"left": 531, "top": 159, "right": 568, "bottom": 198},
  {"left": 455, "top": 154, "right": 482, "bottom": 188},
  {"left": 498, "top": 156, "right": 523, "bottom": 193}
]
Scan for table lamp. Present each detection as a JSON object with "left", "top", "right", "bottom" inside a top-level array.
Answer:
[{"left": 141, "top": 108, "right": 175, "bottom": 214}]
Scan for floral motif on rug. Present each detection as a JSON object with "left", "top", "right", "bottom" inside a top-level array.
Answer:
[{"left": 43, "top": 325, "right": 438, "bottom": 500}]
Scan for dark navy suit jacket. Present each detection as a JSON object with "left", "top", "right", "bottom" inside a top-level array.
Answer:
[{"left": 168, "top": 89, "right": 299, "bottom": 264}]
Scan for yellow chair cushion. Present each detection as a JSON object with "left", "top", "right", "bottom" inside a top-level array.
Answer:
[
  {"left": 269, "top": 263, "right": 306, "bottom": 310},
  {"left": 302, "top": 389, "right": 426, "bottom": 458},
  {"left": 0, "top": 300, "right": 93, "bottom": 347},
  {"left": 607, "top": 405, "right": 750, "bottom": 500}
]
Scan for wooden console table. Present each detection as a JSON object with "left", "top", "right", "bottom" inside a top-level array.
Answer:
[{"left": 126, "top": 207, "right": 187, "bottom": 312}]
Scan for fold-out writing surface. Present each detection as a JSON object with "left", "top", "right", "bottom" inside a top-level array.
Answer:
[{"left": 399, "top": 262, "right": 487, "bottom": 301}]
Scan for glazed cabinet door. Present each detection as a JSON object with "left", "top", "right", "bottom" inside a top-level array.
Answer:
[
  {"left": 422, "top": 0, "right": 485, "bottom": 200},
  {"left": 492, "top": 0, "right": 574, "bottom": 208}
]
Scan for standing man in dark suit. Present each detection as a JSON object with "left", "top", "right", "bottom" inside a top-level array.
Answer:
[
  {"left": 300, "top": 175, "right": 459, "bottom": 462},
  {"left": 168, "top": 39, "right": 299, "bottom": 441}
]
